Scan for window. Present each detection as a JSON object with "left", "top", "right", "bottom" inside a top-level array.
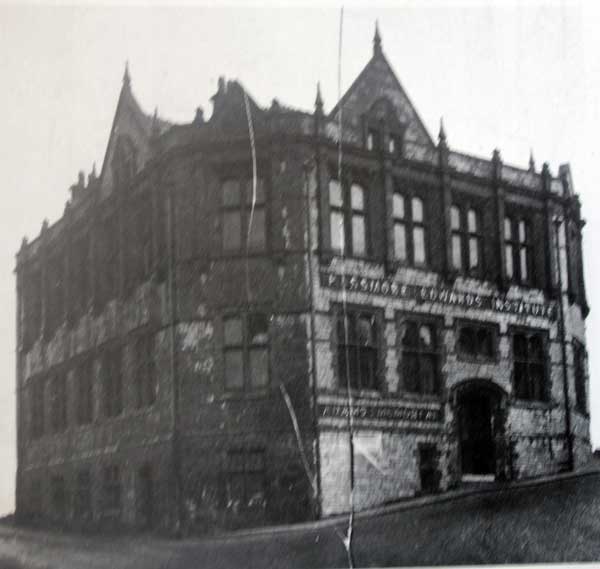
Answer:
[
  {"left": 328, "top": 179, "right": 368, "bottom": 257},
  {"left": 128, "top": 197, "right": 153, "bottom": 290},
  {"left": 96, "top": 215, "right": 119, "bottom": 306},
  {"left": 103, "top": 348, "right": 123, "bottom": 417},
  {"left": 366, "top": 128, "right": 380, "bottom": 152},
  {"left": 74, "top": 469, "right": 92, "bottom": 519},
  {"left": 137, "top": 464, "right": 154, "bottom": 527},
  {"left": 512, "top": 329, "right": 547, "bottom": 401},
  {"left": 505, "top": 216, "right": 532, "bottom": 284},
  {"left": 23, "top": 267, "right": 42, "bottom": 348},
  {"left": 223, "top": 313, "right": 269, "bottom": 392},
  {"left": 392, "top": 193, "right": 407, "bottom": 262},
  {"left": 50, "top": 475, "right": 66, "bottom": 519},
  {"left": 222, "top": 177, "right": 266, "bottom": 253},
  {"left": 456, "top": 322, "right": 496, "bottom": 361},
  {"left": 76, "top": 360, "right": 93, "bottom": 425},
  {"left": 399, "top": 317, "right": 441, "bottom": 395},
  {"left": 573, "top": 340, "right": 587, "bottom": 413},
  {"left": 418, "top": 444, "right": 440, "bottom": 494},
  {"left": 393, "top": 189, "right": 427, "bottom": 266},
  {"left": 30, "top": 378, "right": 45, "bottom": 439},
  {"left": 50, "top": 374, "right": 67, "bottom": 433},
  {"left": 336, "top": 308, "right": 380, "bottom": 391},
  {"left": 225, "top": 449, "right": 265, "bottom": 510},
  {"left": 45, "top": 250, "right": 65, "bottom": 335},
  {"left": 102, "top": 465, "right": 121, "bottom": 516},
  {"left": 135, "top": 334, "right": 157, "bottom": 408},
  {"left": 71, "top": 233, "right": 90, "bottom": 318},
  {"left": 451, "top": 205, "right": 482, "bottom": 275},
  {"left": 387, "top": 133, "right": 402, "bottom": 156}
]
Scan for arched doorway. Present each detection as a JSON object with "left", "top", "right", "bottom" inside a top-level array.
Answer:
[{"left": 453, "top": 380, "right": 508, "bottom": 480}]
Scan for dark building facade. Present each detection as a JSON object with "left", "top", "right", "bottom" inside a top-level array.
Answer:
[{"left": 15, "top": 28, "right": 591, "bottom": 532}]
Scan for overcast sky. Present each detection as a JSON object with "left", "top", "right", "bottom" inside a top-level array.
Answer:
[{"left": 0, "top": 1, "right": 598, "bottom": 515}]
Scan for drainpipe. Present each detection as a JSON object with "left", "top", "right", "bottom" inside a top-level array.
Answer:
[
  {"left": 553, "top": 215, "right": 574, "bottom": 472},
  {"left": 167, "top": 186, "right": 184, "bottom": 533},
  {"left": 303, "top": 159, "right": 322, "bottom": 519}
]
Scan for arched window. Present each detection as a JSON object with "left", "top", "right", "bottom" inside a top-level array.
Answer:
[{"left": 399, "top": 317, "right": 440, "bottom": 395}]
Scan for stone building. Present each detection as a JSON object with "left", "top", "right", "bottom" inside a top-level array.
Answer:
[{"left": 15, "top": 27, "right": 591, "bottom": 531}]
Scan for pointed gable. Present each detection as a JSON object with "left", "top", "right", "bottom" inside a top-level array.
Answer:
[
  {"left": 329, "top": 29, "right": 434, "bottom": 148},
  {"left": 98, "top": 65, "right": 172, "bottom": 197}
]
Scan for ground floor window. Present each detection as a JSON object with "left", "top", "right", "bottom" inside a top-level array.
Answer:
[
  {"left": 225, "top": 449, "right": 266, "bottom": 510},
  {"left": 102, "top": 465, "right": 121, "bottom": 517},
  {"left": 512, "top": 328, "right": 548, "bottom": 401},
  {"left": 398, "top": 314, "right": 441, "bottom": 395},
  {"left": 335, "top": 306, "right": 380, "bottom": 391},
  {"left": 74, "top": 469, "right": 92, "bottom": 520},
  {"left": 50, "top": 475, "right": 66, "bottom": 519},
  {"left": 418, "top": 444, "right": 440, "bottom": 494}
]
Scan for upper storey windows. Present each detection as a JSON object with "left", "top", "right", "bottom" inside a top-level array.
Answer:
[
  {"left": 393, "top": 192, "right": 426, "bottom": 267},
  {"left": 221, "top": 177, "right": 266, "bottom": 253},
  {"left": 329, "top": 179, "right": 368, "bottom": 258},
  {"left": 451, "top": 205, "right": 482, "bottom": 277},
  {"left": 504, "top": 216, "right": 532, "bottom": 286}
]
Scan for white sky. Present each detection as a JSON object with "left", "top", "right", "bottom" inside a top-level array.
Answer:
[{"left": 0, "top": 1, "right": 599, "bottom": 516}]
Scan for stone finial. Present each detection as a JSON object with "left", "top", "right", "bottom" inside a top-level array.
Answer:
[
  {"left": 88, "top": 162, "right": 97, "bottom": 184},
  {"left": 218, "top": 76, "right": 226, "bottom": 94},
  {"left": 20, "top": 236, "right": 28, "bottom": 250},
  {"left": 123, "top": 60, "right": 131, "bottom": 87},
  {"left": 542, "top": 161, "right": 551, "bottom": 178},
  {"left": 194, "top": 107, "right": 204, "bottom": 125},
  {"left": 529, "top": 149, "right": 536, "bottom": 173},
  {"left": 492, "top": 148, "right": 502, "bottom": 163},
  {"left": 151, "top": 107, "right": 160, "bottom": 135},
  {"left": 78, "top": 170, "right": 85, "bottom": 188},
  {"left": 373, "top": 20, "right": 382, "bottom": 57},
  {"left": 315, "top": 82, "right": 324, "bottom": 115},
  {"left": 41, "top": 218, "right": 49, "bottom": 233},
  {"left": 438, "top": 117, "right": 447, "bottom": 145}
]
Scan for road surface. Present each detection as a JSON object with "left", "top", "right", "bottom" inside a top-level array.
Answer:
[{"left": 1, "top": 472, "right": 600, "bottom": 568}]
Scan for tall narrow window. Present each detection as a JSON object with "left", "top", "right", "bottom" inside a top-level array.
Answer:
[
  {"left": 412, "top": 197, "right": 426, "bottom": 265},
  {"left": 71, "top": 233, "right": 90, "bottom": 318},
  {"left": 31, "top": 378, "right": 45, "bottom": 439},
  {"left": 103, "top": 348, "right": 123, "bottom": 417},
  {"left": 467, "top": 208, "right": 481, "bottom": 272},
  {"left": 573, "top": 340, "right": 587, "bottom": 413},
  {"left": 393, "top": 192, "right": 407, "bottom": 262},
  {"left": 97, "top": 215, "right": 118, "bottom": 306},
  {"left": 351, "top": 184, "right": 366, "bottom": 256},
  {"left": 328, "top": 178, "right": 368, "bottom": 257},
  {"left": 45, "top": 250, "right": 65, "bottom": 336},
  {"left": 50, "top": 374, "right": 67, "bottom": 433},
  {"left": 74, "top": 469, "right": 92, "bottom": 519},
  {"left": 224, "top": 313, "right": 269, "bottom": 392},
  {"left": 102, "top": 465, "right": 121, "bottom": 517},
  {"left": 399, "top": 317, "right": 440, "bottom": 395},
  {"left": 24, "top": 267, "right": 42, "bottom": 348},
  {"left": 513, "top": 329, "right": 547, "bottom": 401},
  {"left": 505, "top": 216, "right": 532, "bottom": 285},
  {"left": 222, "top": 177, "right": 266, "bottom": 253},
  {"left": 76, "top": 360, "right": 93, "bottom": 425},
  {"left": 450, "top": 205, "right": 462, "bottom": 270},
  {"left": 336, "top": 308, "right": 379, "bottom": 391},
  {"left": 504, "top": 217, "right": 514, "bottom": 279},
  {"left": 135, "top": 334, "right": 157, "bottom": 409},
  {"left": 50, "top": 475, "right": 66, "bottom": 519}
]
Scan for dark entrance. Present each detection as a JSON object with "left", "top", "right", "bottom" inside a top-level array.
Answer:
[{"left": 456, "top": 381, "right": 506, "bottom": 478}]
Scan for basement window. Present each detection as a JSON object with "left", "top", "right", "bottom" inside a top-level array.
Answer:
[{"left": 225, "top": 448, "right": 266, "bottom": 510}]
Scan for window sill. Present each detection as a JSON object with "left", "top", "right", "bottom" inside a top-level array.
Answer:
[
  {"left": 511, "top": 399, "right": 555, "bottom": 410},
  {"left": 394, "top": 391, "right": 442, "bottom": 403},
  {"left": 456, "top": 355, "right": 498, "bottom": 365},
  {"left": 333, "top": 388, "right": 382, "bottom": 400},
  {"left": 218, "top": 389, "right": 271, "bottom": 401}
]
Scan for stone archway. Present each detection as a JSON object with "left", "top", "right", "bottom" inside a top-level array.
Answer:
[{"left": 452, "top": 379, "right": 509, "bottom": 481}]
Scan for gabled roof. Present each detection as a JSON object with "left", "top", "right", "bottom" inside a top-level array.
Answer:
[
  {"left": 98, "top": 64, "right": 173, "bottom": 197},
  {"left": 329, "top": 27, "right": 434, "bottom": 147}
]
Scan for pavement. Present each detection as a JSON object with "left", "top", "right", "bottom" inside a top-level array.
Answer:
[{"left": 2, "top": 466, "right": 600, "bottom": 568}]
